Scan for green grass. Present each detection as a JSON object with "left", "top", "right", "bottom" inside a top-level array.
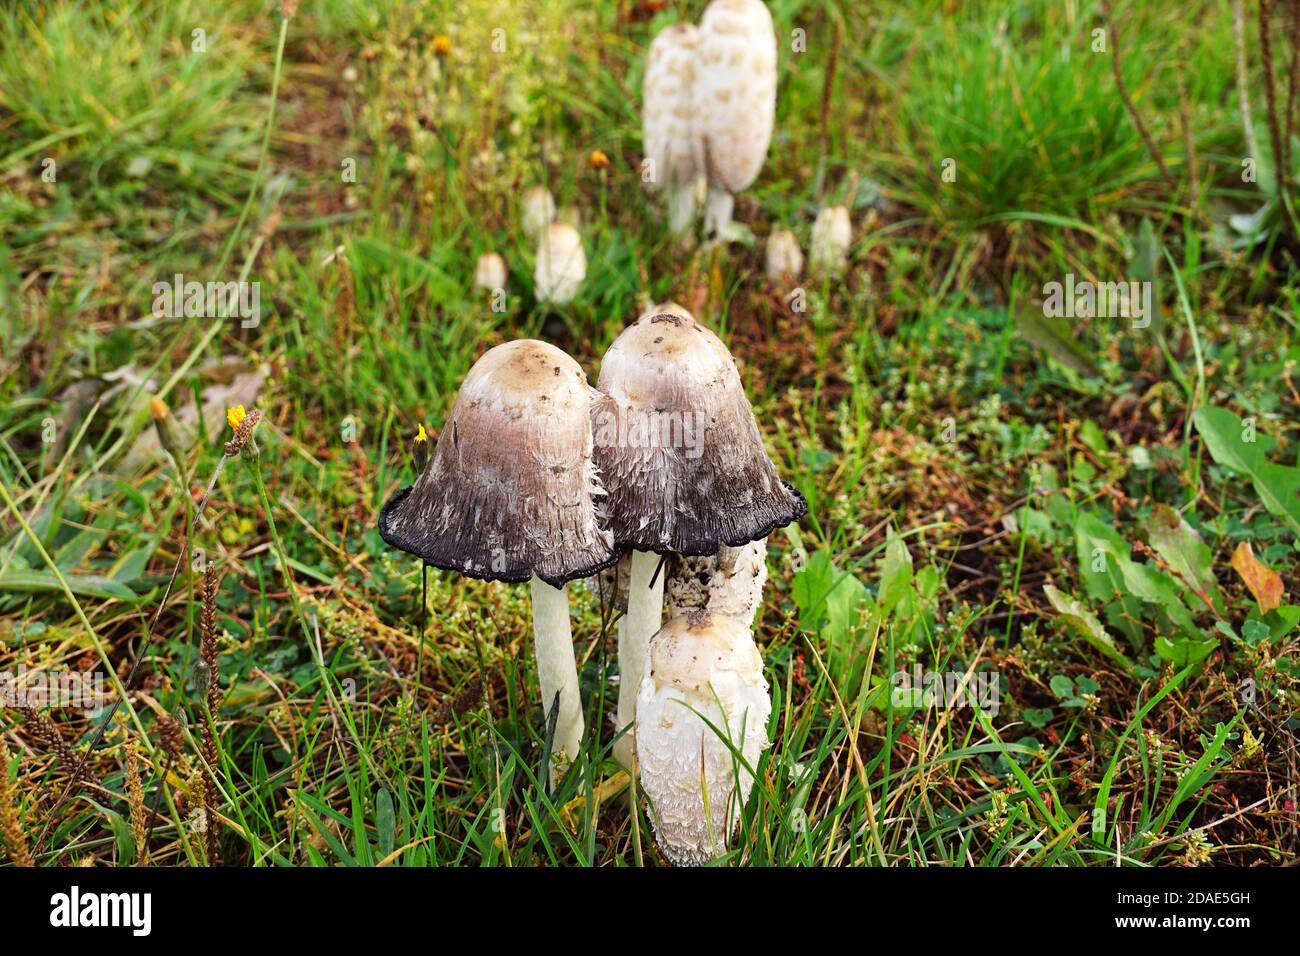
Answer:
[{"left": 0, "top": 0, "right": 1297, "bottom": 867}]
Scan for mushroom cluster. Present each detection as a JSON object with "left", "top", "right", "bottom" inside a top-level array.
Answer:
[
  {"left": 379, "top": 307, "right": 803, "bottom": 864},
  {"left": 642, "top": 0, "right": 777, "bottom": 241}
]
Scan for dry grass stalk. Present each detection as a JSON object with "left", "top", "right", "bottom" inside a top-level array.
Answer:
[
  {"left": 124, "top": 746, "right": 148, "bottom": 866},
  {"left": 1103, "top": 1, "right": 1175, "bottom": 186}
]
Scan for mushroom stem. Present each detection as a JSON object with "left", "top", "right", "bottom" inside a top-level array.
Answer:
[
  {"left": 668, "top": 182, "right": 699, "bottom": 237},
  {"left": 704, "top": 186, "right": 734, "bottom": 239},
  {"left": 617, "top": 549, "right": 665, "bottom": 766},
  {"left": 530, "top": 574, "right": 584, "bottom": 786}
]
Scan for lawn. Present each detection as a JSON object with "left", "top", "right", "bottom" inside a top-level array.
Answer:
[{"left": 0, "top": 0, "right": 1297, "bottom": 867}]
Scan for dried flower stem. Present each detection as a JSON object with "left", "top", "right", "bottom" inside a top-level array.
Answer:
[
  {"left": 125, "top": 747, "right": 148, "bottom": 866},
  {"left": 198, "top": 564, "right": 222, "bottom": 866},
  {"left": 1103, "top": 1, "right": 1175, "bottom": 187},
  {"left": 0, "top": 735, "right": 33, "bottom": 866},
  {"left": 1233, "top": 0, "right": 1263, "bottom": 163},
  {"left": 1260, "top": 0, "right": 1288, "bottom": 198}
]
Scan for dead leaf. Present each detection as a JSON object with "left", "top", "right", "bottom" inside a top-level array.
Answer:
[{"left": 1230, "top": 542, "right": 1283, "bottom": 613}]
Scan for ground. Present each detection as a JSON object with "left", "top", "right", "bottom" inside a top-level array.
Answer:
[{"left": 0, "top": 0, "right": 1298, "bottom": 867}]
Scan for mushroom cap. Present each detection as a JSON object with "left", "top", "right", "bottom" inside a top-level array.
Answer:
[
  {"left": 636, "top": 609, "right": 771, "bottom": 866},
  {"left": 593, "top": 311, "right": 805, "bottom": 556},
  {"left": 698, "top": 0, "right": 777, "bottom": 195},
  {"left": 474, "top": 251, "right": 507, "bottom": 291},
  {"left": 379, "top": 340, "right": 617, "bottom": 587},
  {"left": 643, "top": 23, "right": 705, "bottom": 193},
  {"left": 765, "top": 228, "right": 803, "bottom": 281}
]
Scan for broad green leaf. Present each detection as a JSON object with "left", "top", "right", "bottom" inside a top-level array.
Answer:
[
  {"left": 1144, "top": 504, "right": 1224, "bottom": 613},
  {"left": 1154, "top": 635, "right": 1218, "bottom": 667},
  {"left": 1194, "top": 407, "right": 1300, "bottom": 534},
  {"left": 1013, "top": 308, "right": 1102, "bottom": 377},
  {"left": 1043, "top": 584, "right": 1135, "bottom": 672},
  {"left": 878, "top": 533, "right": 914, "bottom": 617}
]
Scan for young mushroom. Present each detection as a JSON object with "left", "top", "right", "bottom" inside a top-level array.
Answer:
[
  {"left": 697, "top": 0, "right": 777, "bottom": 241},
  {"left": 765, "top": 228, "right": 803, "bottom": 282},
  {"left": 592, "top": 309, "right": 804, "bottom": 769},
  {"left": 636, "top": 609, "right": 771, "bottom": 865},
  {"left": 643, "top": 23, "right": 706, "bottom": 237},
  {"left": 535, "top": 222, "right": 587, "bottom": 305},
  {"left": 474, "top": 251, "right": 508, "bottom": 292},
  {"left": 809, "top": 206, "right": 852, "bottom": 275},
  {"left": 521, "top": 185, "right": 557, "bottom": 239},
  {"left": 379, "top": 339, "right": 616, "bottom": 786}
]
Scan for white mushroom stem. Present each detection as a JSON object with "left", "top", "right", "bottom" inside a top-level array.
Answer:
[
  {"left": 668, "top": 181, "right": 701, "bottom": 238},
  {"left": 617, "top": 549, "right": 665, "bottom": 763},
  {"left": 530, "top": 574, "right": 584, "bottom": 786},
  {"left": 704, "top": 186, "right": 735, "bottom": 239}
]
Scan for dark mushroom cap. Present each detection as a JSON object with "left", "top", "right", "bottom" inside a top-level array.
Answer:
[
  {"left": 379, "top": 340, "right": 617, "bottom": 588},
  {"left": 593, "top": 311, "right": 805, "bottom": 556}
]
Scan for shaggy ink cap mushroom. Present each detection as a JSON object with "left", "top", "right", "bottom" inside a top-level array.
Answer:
[
  {"left": 379, "top": 339, "right": 617, "bottom": 588},
  {"left": 593, "top": 311, "right": 805, "bottom": 557}
]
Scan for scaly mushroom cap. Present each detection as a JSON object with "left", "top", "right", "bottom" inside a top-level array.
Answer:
[
  {"left": 643, "top": 23, "right": 705, "bottom": 193},
  {"left": 534, "top": 223, "right": 586, "bottom": 305},
  {"left": 379, "top": 340, "right": 616, "bottom": 587},
  {"left": 636, "top": 609, "right": 771, "bottom": 866},
  {"left": 665, "top": 539, "right": 768, "bottom": 623},
  {"left": 698, "top": 0, "right": 777, "bottom": 195},
  {"left": 593, "top": 310, "right": 805, "bottom": 556}
]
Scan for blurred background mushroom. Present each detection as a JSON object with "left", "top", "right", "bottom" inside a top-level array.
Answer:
[
  {"left": 534, "top": 222, "right": 586, "bottom": 305},
  {"left": 809, "top": 205, "right": 852, "bottom": 275},
  {"left": 643, "top": 23, "right": 706, "bottom": 238},
  {"left": 765, "top": 228, "right": 803, "bottom": 282},
  {"left": 379, "top": 340, "right": 616, "bottom": 787},
  {"left": 474, "top": 251, "right": 507, "bottom": 292},
  {"left": 521, "top": 185, "right": 556, "bottom": 239},
  {"left": 636, "top": 609, "right": 770, "bottom": 865},
  {"left": 698, "top": 0, "right": 777, "bottom": 241}
]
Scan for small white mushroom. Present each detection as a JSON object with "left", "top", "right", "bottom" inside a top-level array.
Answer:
[
  {"left": 522, "top": 185, "right": 557, "bottom": 239},
  {"left": 534, "top": 223, "right": 586, "bottom": 305},
  {"left": 643, "top": 23, "right": 706, "bottom": 237},
  {"left": 474, "top": 252, "right": 507, "bottom": 292},
  {"left": 809, "top": 206, "right": 852, "bottom": 275},
  {"left": 765, "top": 229, "right": 803, "bottom": 282},
  {"left": 665, "top": 539, "right": 768, "bottom": 624},
  {"left": 636, "top": 610, "right": 771, "bottom": 866},
  {"left": 698, "top": 0, "right": 777, "bottom": 240}
]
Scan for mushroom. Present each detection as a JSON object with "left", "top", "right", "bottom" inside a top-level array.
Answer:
[
  {"left": 809, "top": 206, "right": 851, "bottom": 275},
  {"left": 643, "top": 23, "right": 706, "bottom": 237},
  {"left": 592, "top": 309, "right": 804, "bottom": 768},
  {"left": 636, "top": 609, "right": 771, "bottom": 865},
  {"left": 378, "top": 339, "right": 616, "bottom": 785},
  {"left": 474, "top": 251, "right": 507, "bottom": 292},
  {"left": 535, "top": 223, "right": 586, "bottom": 305},
  {"left": 765, "top": 228, "right": 803, "bottom": 282},
  {"left": 697, "top": 0, "right": 777, "bottom": 240},
  {"left": 664, "top": 539, "right": 768, "bottom": 624},
  {"left": 522, "top": 185, "right": 557, "bottom": 239}
]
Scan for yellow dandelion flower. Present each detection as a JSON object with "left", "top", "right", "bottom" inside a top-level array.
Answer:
[
  {"left": 589, "top": 149, "right": 609, "bottom": 170},
  {"left": 149, "top": 396, "right": 169, "bottom": 422},
  {"left": 415, "top": 423, "right": 429, "bottom": 444},
  {"left": 226, "top": 405, "right": 247, "bottom": 431},
  {"left": 433, "top": 35, "right": 452, "bottom": 56}
]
